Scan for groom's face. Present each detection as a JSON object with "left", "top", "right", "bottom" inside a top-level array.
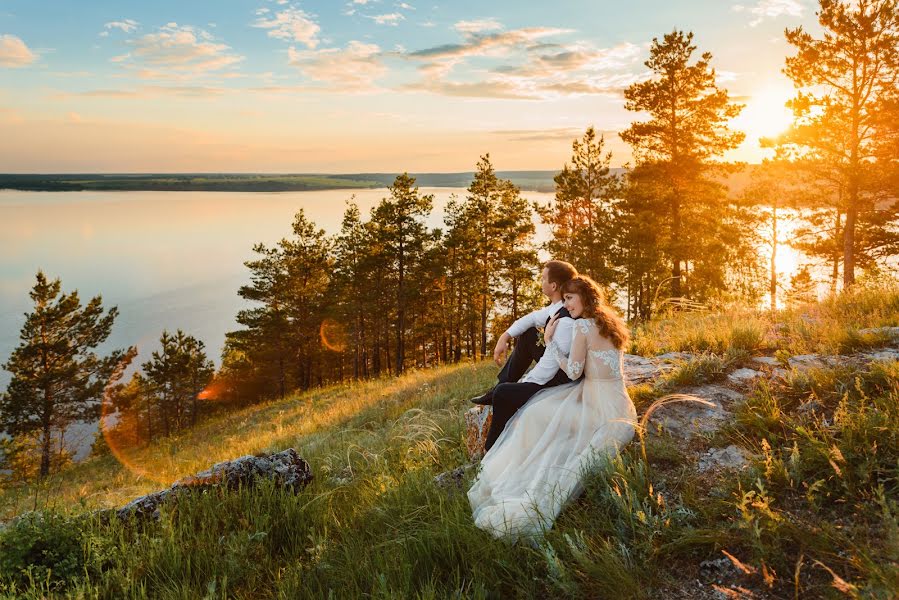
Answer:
[{"left": 540, "top": 267, "right": 554, "bottom": 297}]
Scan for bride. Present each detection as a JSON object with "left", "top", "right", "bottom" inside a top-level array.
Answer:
[{"left": 467, "top": 275, "right": 637, "bottom": 541}]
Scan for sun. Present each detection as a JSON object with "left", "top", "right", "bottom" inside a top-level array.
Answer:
[{"left": 734, "top": 84, "right": 796, "bottom": 145}]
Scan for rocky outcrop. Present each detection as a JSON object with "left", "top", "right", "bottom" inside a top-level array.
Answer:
[
  {"left": 698, "top": 445, "right": 750, "bottom": 473},
  {"left": 98, "top": 448, "right": 313, "bottom": 522},
  {"left": 645, "top": 385, "right": 743, "bottom": 441}
]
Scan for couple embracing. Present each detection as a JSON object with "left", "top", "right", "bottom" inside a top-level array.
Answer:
[{"left": 467, "top": 260, "right": 637, "bottom": 541}]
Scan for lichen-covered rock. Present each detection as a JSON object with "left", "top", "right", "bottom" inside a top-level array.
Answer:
[
  {"left": 698, "top": 445, "right": 750, "bottom": 473},
  {"left": 108, "top": 448, "right": 313, "bottom": 522},
  {"left": 727, "top": 368, "right": 763, "bottom": 385},
  {"left": 465, "top": 405, "right": 492, "bottom": 459},
  {"left": 623, "top": 353, "right": 671, "bottom": 384},
  {"left": 433, "top": 463, "right": 476, "bottom": 489},
  {"left": 646, "top": 385, "right": 743, "bottom": 441}
]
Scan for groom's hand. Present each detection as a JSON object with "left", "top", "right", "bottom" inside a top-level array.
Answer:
[{"left": 493, "top": 333, "right": 511, "bottom": 366}]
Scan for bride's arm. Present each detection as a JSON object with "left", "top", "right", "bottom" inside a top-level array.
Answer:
[{"left": 547, "top": 319, "right": 587, "bottom": 379}]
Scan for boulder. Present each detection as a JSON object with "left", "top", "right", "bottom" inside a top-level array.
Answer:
[
  {"left": 623, "top": 353, "right": 672, "bottom": 384},
  {"left": 465, "top": 405, "right": 492, "bottom": 460},
  {"left": 646, "top": 385, "right": 743, "bottom": 441},
  {"left": 104, "top": 448, "right": 313, "bottom": 522},
  {"left": 727, "top": 368, "right": 763, "bottom": 385},
  {"left": 751, "top": 356, "right": 780, "bottom": 367},
  {"left": 698, "top": 445, "right": 750, "bottom": 473}
]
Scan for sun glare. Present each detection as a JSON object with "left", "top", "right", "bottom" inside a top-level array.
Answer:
[{"left": 735, "top": 84, "right": 795, "bottom": 146}]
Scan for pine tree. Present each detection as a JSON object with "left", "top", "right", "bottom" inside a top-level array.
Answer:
[
  {"left": 782, "top": 0, "right": 899, "bottom": 286},
  {"left": 0, "top": 272, "right": 135, "bottom": 478},
  {"left": 620, "top": 30, "right": 745, "bottom": 301},
  {"left": 539, "top": 127, "right": 620, "bottom": 285},
  {"left": 370, "top": 174, "right": 433, "bottom": 374}
]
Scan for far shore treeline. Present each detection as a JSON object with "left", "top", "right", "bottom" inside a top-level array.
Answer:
[
  {"left": 1, "top": 16, "right": 897, "bottom": 481},
  {"left": 0, "top": 171, "right": 571, "bottom": 194}
]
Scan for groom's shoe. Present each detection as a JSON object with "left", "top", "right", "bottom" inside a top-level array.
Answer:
[{"left": 469, "top": 392, "right": 493, "bottom": 406}]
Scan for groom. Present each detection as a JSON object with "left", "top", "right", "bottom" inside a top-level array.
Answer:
[{"left": 469, "top": 260, "right": 580, "bottom": 452}]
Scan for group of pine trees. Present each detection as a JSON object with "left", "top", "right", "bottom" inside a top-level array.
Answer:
[{"left": 1, "top": 0, "right": 897, "bottom": 479}]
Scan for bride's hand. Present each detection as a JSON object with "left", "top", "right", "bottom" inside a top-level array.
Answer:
[{"left": 545, "top": 314, "right": 559, "bottom": 343}]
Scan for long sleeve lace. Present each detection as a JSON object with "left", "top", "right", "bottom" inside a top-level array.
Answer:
[{"left": 547, "top": 319, "right": 588, "bottom": 379}]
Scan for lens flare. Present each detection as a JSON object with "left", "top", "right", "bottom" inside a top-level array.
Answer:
[
  {"left": 320, "top": 318, "right": 348, "bottom": 352},
  {"left": 99, "top": 394, "right": 171, "bottom": 485}
]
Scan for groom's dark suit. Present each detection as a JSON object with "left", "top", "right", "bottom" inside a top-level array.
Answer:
[{"left": 483, "top": 305, "right": 579, "bottom": 452}]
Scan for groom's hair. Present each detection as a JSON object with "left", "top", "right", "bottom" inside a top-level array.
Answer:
[{"left": 544, "top": 260, "right": 577, "bottom": 289}]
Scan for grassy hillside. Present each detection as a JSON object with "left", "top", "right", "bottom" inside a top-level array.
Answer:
[{"left": 1, "top": 284, "right": 898, "bottom": 598}]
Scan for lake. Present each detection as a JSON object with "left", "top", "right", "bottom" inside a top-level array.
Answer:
[{"left": 0, "top": 188, "right": 557, "bottom": 390}]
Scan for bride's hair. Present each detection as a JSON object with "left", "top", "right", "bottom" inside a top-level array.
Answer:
[{"left": 561, "top": 276, "right": 630, "bottom": 350}]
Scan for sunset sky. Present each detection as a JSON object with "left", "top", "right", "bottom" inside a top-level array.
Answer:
[{"left": 0, "top": 0, "right": 817, "bottom": 172}]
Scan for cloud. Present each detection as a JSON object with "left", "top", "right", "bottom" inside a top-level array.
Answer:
[
  {"left": 404, "top": 30, "right": 645, "bottom": 100},
  {"left": 453, "top": 19, "right": 502, "bottom": 34},
  {"left": 368, "top": 13, "right": 404, "bottom": 25},
  {"left": 493, "top": 127, "right": 618, "bottom": 142},
  {"left": 105, "top": 19, "right": 139, "bottom": 33},
  {"left": 252, "top": 7, "right": 320, "bottom": 48},
  {"left": 733, "top": 0, "right": 804, "bottom": 26},
  {"left": 288, "top": 40, "right": 386, "bottom": 91},
  {"left": 396, "top": 2, "right": 415, "bottom": 9},
  {"left": 118, "top": 23, "right": 243, "bottom": 80},
  {"left": 68, "top": 85, "right": 228, "bottom": 98},
  {"left": 0, "top": 34, "right": 37, "bottom": 67}
]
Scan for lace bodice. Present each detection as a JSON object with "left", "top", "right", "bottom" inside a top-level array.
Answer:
[{"left": 547, "top": 319, "right": 624, "bottom": 380}]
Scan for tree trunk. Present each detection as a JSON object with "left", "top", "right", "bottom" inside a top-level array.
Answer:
[{"left": 770, "top": 206, "right": 778, "bottom": 310}]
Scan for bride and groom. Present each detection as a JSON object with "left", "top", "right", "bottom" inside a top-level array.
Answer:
[{"left": 466, "top": 260, "right": 637, "bottom": 541}]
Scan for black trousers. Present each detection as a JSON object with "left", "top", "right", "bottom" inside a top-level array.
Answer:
[{"left": 483, "top": 325, "right": 573, "bottom": 452}]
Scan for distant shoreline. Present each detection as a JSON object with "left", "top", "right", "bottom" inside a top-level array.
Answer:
[{"left": 0, "top": 171, "right": 609, "bottom": 194}]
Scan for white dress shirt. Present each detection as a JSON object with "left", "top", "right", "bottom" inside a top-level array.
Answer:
[
  {"left": 504, "top": 300, "right": 564, "bottom": 338},
  {"left": 504, "top": 300, "right": 574, "bottom": 385}
]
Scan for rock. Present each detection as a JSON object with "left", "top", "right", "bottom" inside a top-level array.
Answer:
[
  {"left": 465, "top": 405, "right": 493, "bottom": 460},
  {"left": 623, "top": 353, "right": 672, "bottom": 384},
  {"left": 656, "top": 351, "right": 695, "bottom": 363},
  {"left": 751, "top": 356, "right": 780, "bottom": 367},
  {"left": 858, "top": 326, "right": 899, "bottom": 341},
  {"left": 862, "top": 348, "right": 899, "bottom": 362},
  {"left": 787, "top": 354, "right": 827, "bottom": 370},
  {"left": 698, "top": 445, "right": 750, "bottom": 473},
  {"left": 433, "top": 463, "right": 476, "bottom": 489},
  {"left": 111, "top": 448, "right": 313, "bottom": 522},
  {"left": 727, "top": 368, "right": 762, "bottom": 385},
  {"left": 646, "top": 385, "right": 743, "bottom": 441}
]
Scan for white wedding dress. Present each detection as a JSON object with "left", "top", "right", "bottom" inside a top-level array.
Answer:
[{"left": 467, "top": 318, "right": 637, "bottom": 541}]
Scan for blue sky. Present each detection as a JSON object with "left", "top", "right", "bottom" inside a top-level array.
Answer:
[{"left": 0, "top": 0, "right": 819, "bottom": 171}]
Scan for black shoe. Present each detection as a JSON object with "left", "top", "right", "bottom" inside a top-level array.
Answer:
[{"left": 469, "top": 392, "right": 493, "bottom": 406}]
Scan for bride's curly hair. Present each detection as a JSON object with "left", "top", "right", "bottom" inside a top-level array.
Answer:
[{"left": 561, "top": 276, "right": 630, "bottom": 350}]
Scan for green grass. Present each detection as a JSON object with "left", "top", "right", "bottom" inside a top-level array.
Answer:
[
  {"left": 631, "top": 279, "right": 899, "bottom": 359},
  {"left": 2, "top": 284, "right": 899, "bottom": 598}
]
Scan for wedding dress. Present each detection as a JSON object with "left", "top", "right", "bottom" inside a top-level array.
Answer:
[{"left": 467, "top": 318, "right": 637, "bottom": 541}]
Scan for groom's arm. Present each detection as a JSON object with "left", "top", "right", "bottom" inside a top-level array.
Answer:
[
  {"left": 493, "top": 304, "right": 554, "bottom": 365},
  {"left": 520, "top": 317, "right": 575, "bottom": 384}
]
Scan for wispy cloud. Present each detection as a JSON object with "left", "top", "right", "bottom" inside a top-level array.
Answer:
[
  {"left": 0, "top": 34, "right": 37, "bottom": 67},
  {"left": 492, "top": 127, "right": 618, "bottom": 142},
  {"left": 288, "top": 40, "right": 386, "bottom": 91},
  {"left": 404, "top": 25, "right": 645, "bottom": 100},
  {"left": 116, "top": 23, "right": 243, "bottom": 80},
  {"left": 368, "top": 13, "right": 404, "bottom": 25},
  {"left": 453, "top": 19, "right": 502, "bottom": 34},
  {"left": 732, "top": 0, "right": 804, "bottom": 26},
  {"left": 396, "top": 2, "right": 415, "bottom": 10},
  {"left": 252, "top": 7, "right": 320, "bottom": 48},
  {"left": 104, "top": 19, "right": 139, "bottom": 33}
]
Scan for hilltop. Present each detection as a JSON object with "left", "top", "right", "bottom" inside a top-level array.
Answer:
[{"left": 0, "top": 283, "right": 898, "bottom": 598}]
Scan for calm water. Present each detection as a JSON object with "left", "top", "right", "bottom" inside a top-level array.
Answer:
[{"left": 0, "top": 188, "right": 556, "bottom": 389}]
